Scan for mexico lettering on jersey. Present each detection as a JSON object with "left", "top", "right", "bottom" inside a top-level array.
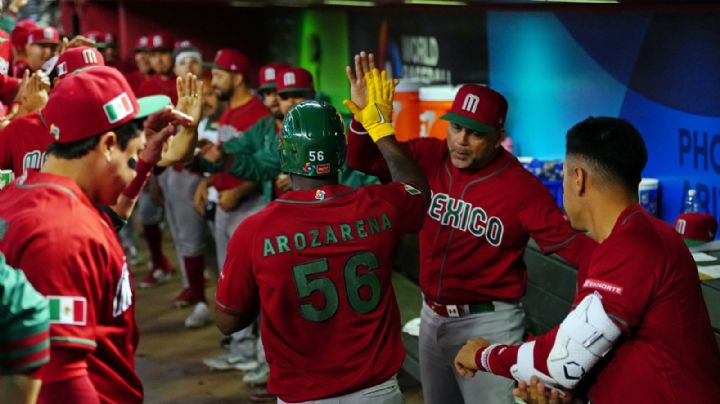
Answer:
[
  {"left": 427, "top": 191, "right": 504, "bottom": 246},
  {"left": 346, "top": 129, "right": 597, "bottom": 304}
]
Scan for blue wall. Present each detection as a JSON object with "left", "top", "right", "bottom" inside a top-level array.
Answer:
[{"left": 488, "top": 11, "right": 720, "bottom": 224}]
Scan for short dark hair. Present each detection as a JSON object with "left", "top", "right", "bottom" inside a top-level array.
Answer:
[
  {"left": 46, "top": 120, "right": 141, "bottom": 159},
  {"left": 566, "top": 117, "right": 647, "bottom": 192}
]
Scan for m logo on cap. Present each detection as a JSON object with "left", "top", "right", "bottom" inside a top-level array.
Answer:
[
  {"left": 265, "top": 68, "right": 276, "bottom": 81},
  {"left": 57, "top": 62, "right": 67, "bottom": 76},
  {"left": 283, "top": 72, "right": 296, "bottom": 86},
  {"left": 43, "top": 28, "right": 53, "bottom": 39},
  {"left": 462, "top": 94, "right": 480, "bottom": 114},
  {"left": 152, "top": 35, "right": 163, "bottom": 47},
  {"left": 103, "top": 93, "right": 134, "bottom": 124},
  {"left": 140, "top": 37, "right": 148, "bottom": 47},
  {"left": 82, "top": 49, "right": 98, "bottom": 64},
  {"left": 675, "top": 219, "right": 687, "bottom": 235}
]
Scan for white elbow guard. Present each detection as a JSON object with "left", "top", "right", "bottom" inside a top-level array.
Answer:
[{"left": 510, "top": 292, "right": 621, "bottom": 390}]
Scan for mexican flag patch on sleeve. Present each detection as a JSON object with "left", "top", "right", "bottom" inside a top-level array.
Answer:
[
  {"left": 403, "top": 183, "right": 421, "bottom": 195},
  {"left": 48, "top": 296, "right": 87, "bottom": 325}
]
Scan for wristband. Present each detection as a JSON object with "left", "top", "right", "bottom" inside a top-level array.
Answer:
[
  {"left": 476, "top": 343, "right": 501, "bottom": 373},
  {"left": 122, "top": 159, "right": 153, "bottom": 199}
]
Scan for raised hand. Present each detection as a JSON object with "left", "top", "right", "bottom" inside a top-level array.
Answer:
[
  {"left": 175, "top": 73, "right": 203, "bottom": 127},
  {"left": 342, "top": 68, "right": 395, "bottom": 142},
  {"left": 345, "top": 51, "right": 376, "bottom": 110}
]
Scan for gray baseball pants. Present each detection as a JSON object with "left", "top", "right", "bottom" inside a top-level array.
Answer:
[{"left": 419, "top": 300, "right": 525, "bottom": 404}]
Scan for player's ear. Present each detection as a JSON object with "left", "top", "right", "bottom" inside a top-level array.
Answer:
[
  {"left": 573, "top": 165, "right": 587, "bottom": 196},
  {"left": 233, "top": 73, "right": 244, "bottom": 88},
  {"left": 97, "top": 131, "right": 118, "bottom": 161}
]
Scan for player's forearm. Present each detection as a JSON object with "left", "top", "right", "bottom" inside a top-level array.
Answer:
[
  {"left": 347, "top": 119, "right": 392, "bottom": 182},
  {"left": 375, "top": 135, "right": 429, "bottom": 206},
  {"left": 157, "top": 126, "right": 198, "bottom": 167},
  {"left": 227, "top": 152, "right": 280, "bottom": 183}
]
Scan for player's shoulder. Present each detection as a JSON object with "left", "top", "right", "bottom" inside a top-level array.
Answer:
[{"left": 2, "top": 111, "right": 41, "bottom": 132}]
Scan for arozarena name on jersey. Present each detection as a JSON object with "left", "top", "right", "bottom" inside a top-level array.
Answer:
[
  {"left": 263, "top": 213, "right": 392, "bottom": 256},
  {"left": 427, "top": 192, "right": 504, "bottom": 246}
]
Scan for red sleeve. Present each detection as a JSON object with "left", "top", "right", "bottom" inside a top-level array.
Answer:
[
  {"left": 517, "top": 176, "right": 597, "bottom": 270},
  {"left": 365, "top": 182, "right": 427, "bottom": 234},
  {"left": 480, "top": 242, "right": 645, "bottom": 378},
  {"left": 214, "top": 218, "right": 260, "bottom": 318},
  {"left": 347, "top": 119, "right": 391, "bottom": 182},
  {"left": 347, "top": 119, "right": 445, "bottom": 183},
  {"left": 0, "top": 74, "right": 19, "bottom": 106}
]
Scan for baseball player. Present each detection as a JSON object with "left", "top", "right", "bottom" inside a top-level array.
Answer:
[
  {"left": 0, "top": 65, "right": 198, "bottom": 403},
  {"left": 24, "top": 26, "right": 59, "bottom": 73},
  {"left": 0, "top": 66, "right": 170, "bottom": 402},
  {"left": 10, "top": 19, "right": 37, "bottom": 77},
  {"left": 126, "top": 35, "right": 153, "bottom": 94},
  {"left": 346, "top": 52, "right": 596, "bottom": 404},
  {"left": 195, "top": 48, "right": 270, "bottom": 372},
  {"left": 454, "top": 117, "right": 720, "bottom": 403},
  {"left": 0, "top": 47, "right": 103, "bottom": 180},
  {"left": 214, "top": 71, "right": 428, "bottom": 403},
  {"left": 157, "top": 42, "right": 211, "bottom": 327},
  {"left": 137, "top": 32, "right": 177, "bottom": 104},
  {"left": 0, "top": 253, "right": 50, "bottom": 404}
]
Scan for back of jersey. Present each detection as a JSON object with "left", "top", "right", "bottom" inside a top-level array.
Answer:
[{"left": 218, "top": 182, "right": 424, "bottom": 402}]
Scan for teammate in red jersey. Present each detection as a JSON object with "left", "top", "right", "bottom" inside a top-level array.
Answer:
[
  {"left": 125, "top": 35, "right": 152, "bottom": 94},
  {"left": 0, "top": 65, "right": 196, "bottom": 403},
  {"left": 455, "top": 117, "right": 720, "bottom": 404},
  {"left": 0, "top": 47, "right": 104, "bottom": 180},
  {"left": 346, "top": 52, "right": 596, "bottom": 404},
  {"left": 215, "top": 68, "right": 429, "bottom": 403},
  {"left": 136, "top": 33, "right": 177, "bottom": 104}
]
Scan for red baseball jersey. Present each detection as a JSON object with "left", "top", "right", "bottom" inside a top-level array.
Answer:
[
  {"left": 0, "top": 172, "right": 142, "bottom": 403},
  {"left": 347, "top": 124, "right": 596, "bottom": 303},
  {"left": 212, "top": 96, "right": 269, "bottom": 191},
  {"left": 0, "top": 68, "right": 19, "bottom": 105},
  {"left": 136, "top": 74, "right": 177, "bottom": 104},
  {"left": 124, "top": 70, "right": 148, "bottom": 95},
  {"left": 215, "top": 182, "right": 425, "bottom": 402},
  {"left": 484, "top": 205, "right": 720, "bottom": 403},
  {"left": 0, "top": 112, "right": 51, "bottom": 177},
  {"left": 0, "top": 30, "right": 13, "bottom": 77}
]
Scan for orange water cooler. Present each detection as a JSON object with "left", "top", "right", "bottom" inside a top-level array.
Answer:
[
  {"left": 392, "top": 80, "right": 421, "bottom": 141},
  {"left": 418, "top": 85, "right": 458, "bottom": 140}
]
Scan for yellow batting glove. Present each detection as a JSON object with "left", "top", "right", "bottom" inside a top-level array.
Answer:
[{"left": 342, "top": 68, "right": 396, "bottom": 142}]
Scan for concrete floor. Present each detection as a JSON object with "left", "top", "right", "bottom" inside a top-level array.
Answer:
[{"left": 132, "top": 231, "right": 424, "bottom": 403}]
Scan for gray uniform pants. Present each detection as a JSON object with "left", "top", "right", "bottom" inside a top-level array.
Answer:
[
  {"left": 214, "top": 193, "right": 265, "bottom": 359},
  {"left": 159, "top": 169, "right": 208, "bottom": 288},
  {"left": 419, "top": 301, "right": 525, "bottom": 404},
  {"left": 277, "top": 376, "right": 402, "bottom": 404}
]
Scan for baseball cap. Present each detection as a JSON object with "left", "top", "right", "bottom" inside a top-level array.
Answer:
[
  {"left": 148, "top": 33, "right": 174, "bottom": 51},
  {"left": 84, "top": 31, "right": 116, "bottom": 48},
  {"left": 27, "top": 26, "right": 60, "bottom": 45},
  {"left": 55, "top": 47, "right": 105, "bottom": 79},
  {"left": 258, "top": 62, "right": 289, "bottom": 91},
  {"left": 276, "top": 67, "right": 314, "bottom": 94},
  {"left": 11, "top": 19, "right": 37, "bottom": 52},
  {"left": 209, "top": 48, "right": 250, "bottom": 77},
  {"left": 134, "top": 35, "right": 150, "bottom": 52},
  {"left": 675, "top": 213, "right": 718, "bottom": 246},
  {"left": 43, "top": 66, "right": 170, "bottom": 143},
  {"left": 440, "top": 84, "right": 508, "bottom": 134}
]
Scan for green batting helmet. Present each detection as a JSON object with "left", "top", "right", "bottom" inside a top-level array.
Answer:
[{"left": 279, "top": 100, "right": 347, "bottom": 177}]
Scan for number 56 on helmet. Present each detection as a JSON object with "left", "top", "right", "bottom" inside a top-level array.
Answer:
[{"left": 279, "top": 100, "right": 347, "bottom": 177}]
